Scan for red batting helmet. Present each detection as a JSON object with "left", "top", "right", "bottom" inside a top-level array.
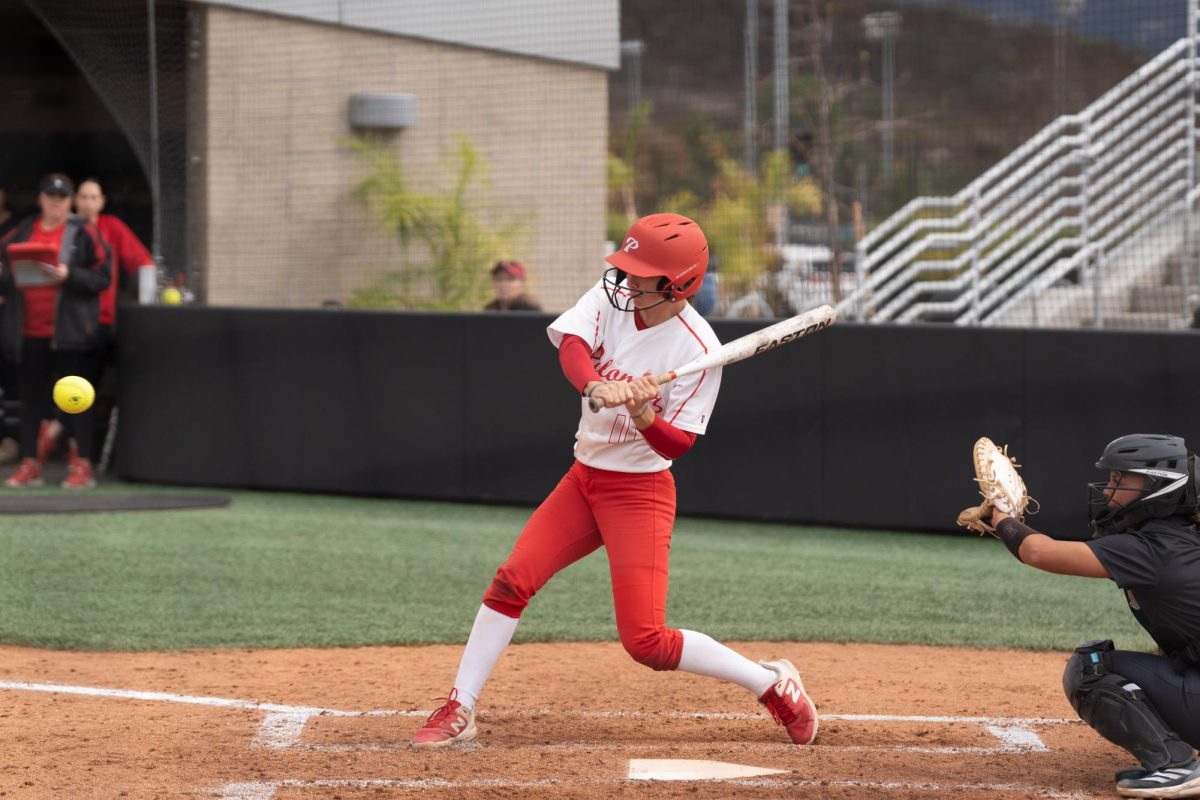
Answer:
[{"left": 605, "top": 213, "right": 709, "bottom": 305}]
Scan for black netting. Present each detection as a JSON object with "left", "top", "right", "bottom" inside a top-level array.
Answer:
[
  {"left": 22, "top": 0, "right": 188, "bottom": 289},
  {"left": 4, "top": 0, "right": 1197, "bottom": 328}
]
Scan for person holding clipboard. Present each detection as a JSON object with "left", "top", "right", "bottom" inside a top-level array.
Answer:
[{"left": 0, "top": 174, "right": 110, "bottom": 488}]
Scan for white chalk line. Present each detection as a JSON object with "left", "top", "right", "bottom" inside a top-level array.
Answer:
[
  {"left": 0, "top": 679, "right": 387, "bottom": 716},
  {"left": 292, "top": 739, "right": 1037, "bottom": 755},
  {"left": 295, "top": 743, "right": 1036, "bottom": 753},
  {"left": 212, "top": 777, "right": 1101, "bottom": 800},
  {"left": 1, "top": 679, "right": 1096, "bottom": 798},
  {"left": 0, "top": 678, "right": 1073, "bottom": 754},
  {"left": 0, "top": 679, "right": 400, "bottom": 748}
]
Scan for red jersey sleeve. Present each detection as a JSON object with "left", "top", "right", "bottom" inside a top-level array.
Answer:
[
  {"left": 558, "top": 333, "right": 602, "bottom": 394},
  {"left": 102, "top": 216, "right": 153, "bottom": 274},
  {"left": 640, "top": 415, "right": 698, "bottom": 460}
]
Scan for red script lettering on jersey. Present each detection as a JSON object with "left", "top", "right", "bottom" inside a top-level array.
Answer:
[{"left": 594, "top": 357, "right": 637, "bottom": 383}]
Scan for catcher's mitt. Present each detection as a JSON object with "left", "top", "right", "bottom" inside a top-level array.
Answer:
[{"left": 956, "top": 437, "right": 1037, "bottom": 535}]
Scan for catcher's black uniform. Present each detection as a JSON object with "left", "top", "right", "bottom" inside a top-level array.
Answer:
[{"left": 1084, "top": 517, "right": 1200, "bottom": 746}]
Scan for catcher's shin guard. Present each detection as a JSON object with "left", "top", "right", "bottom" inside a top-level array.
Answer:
[{"left": 1063, "top": 640, "right": 1196, "bottom": 772}]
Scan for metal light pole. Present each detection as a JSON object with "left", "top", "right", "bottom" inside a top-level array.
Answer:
[
  {"left": 772, "top": 0, "right": 788, "bottom": 154},
  {"left": 863, "top": 12, "right": 902, "bottom": 185},
  {"left": 147, "top": 0, "right": 162, "bottom": 275},
  {"left": 744, "top": 0, "right": 758, "bottom": 172},
  {"left": 1187, "top": 0, "right": 1198, "bottom": 316},
  {"left": 1053, "top": 0, "right": 1085, "bottom": 117},
  {"left": 772, "top": 0, "right": 788, "bottom": 250},
  {"left": 620, "top": 39, "right": 644, "bottom": 113}
]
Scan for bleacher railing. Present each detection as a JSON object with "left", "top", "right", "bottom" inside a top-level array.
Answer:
[{"left": 838, "top": 32, "right": 1200, "bottom": 328}]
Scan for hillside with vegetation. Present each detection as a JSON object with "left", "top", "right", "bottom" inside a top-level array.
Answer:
[{"left": 612, "top": 0, "right": 1149, "bottom": 234}]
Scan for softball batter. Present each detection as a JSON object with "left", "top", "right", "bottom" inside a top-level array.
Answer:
[{"left": 412, "top": 213, "right": 818, "bottom": 748}]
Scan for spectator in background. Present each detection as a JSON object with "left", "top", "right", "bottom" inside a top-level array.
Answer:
[
  {"left": 0, "top": 182, "right": 20, "bottom": 463},
  {"left": 691, "top": 251, "right": 719, "bottom": 317},
  {"left": 25, "top": 177, "right": 158, "bottom": 469},
  {"left": 74, "top": 178, "right": 155, "bottom": 321},
  {"left": 0, "top": 182, "right": 16, "bottom": 239},
  {"left": 484, "top": 260, "right": 541, "bottom": 311},
  {"left": 789, "top": 127, "right": 814, "bottom": 180},
  {"left": 0, "top": 173, "right": 111, "bottom": 489}
]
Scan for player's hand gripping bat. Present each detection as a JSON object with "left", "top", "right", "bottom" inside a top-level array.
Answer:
[{"left": 588, "top": 304, "right": 837, "bottom": 413}]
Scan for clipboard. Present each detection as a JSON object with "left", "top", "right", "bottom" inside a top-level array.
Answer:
[{"left": 6, "top": 242, "right": 60, "bottom": 288}]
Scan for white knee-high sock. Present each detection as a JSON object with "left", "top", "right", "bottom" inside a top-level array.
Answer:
[
  {"left": 676, "top": 629, "right": 778, "bottom": 696},
  {"left": 452, "top": 604, "right": 520, "bottom": 710}
]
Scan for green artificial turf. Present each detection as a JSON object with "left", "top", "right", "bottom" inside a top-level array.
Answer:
[{"left": 0, "top": 487, "right": 1154, "bottom": 653}]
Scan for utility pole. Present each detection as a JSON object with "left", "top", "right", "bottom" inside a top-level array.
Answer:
[
  {"left": 620, "top": 39, "right": 645, "bottom": 113},
  {"left": 147, "top": 0, "right": 162, "bottom": 275},
  {"left": 773, "top": 0, "right": 788, "bottom": 153},
  {"left": 1187, "top": 0, "right": 1198, "bottom": 316},
  {"left": 744, "top": 0, "right": 758, "bottom": 172},
  {"left": 863, "top": 11, "right": 901, "bottom": 185},
  {"left": 773, "top": 0, "right": 788, "bottom": 250},
  {"left": 1053, "top": 0, "right": 1085, "bottom": 117}
]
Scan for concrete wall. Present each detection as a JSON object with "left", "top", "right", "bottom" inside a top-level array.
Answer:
[{"left": 195, "top": 4, "right": 608, "bottom": 310}]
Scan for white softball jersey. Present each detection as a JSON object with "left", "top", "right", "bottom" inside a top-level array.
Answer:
[{"left": 548, "top": 280, "right": 723, "bottom": 473}]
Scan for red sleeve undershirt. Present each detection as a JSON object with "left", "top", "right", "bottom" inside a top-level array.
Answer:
[
  {"left": 558, "top": 333, "right": 698, "bottom": 460},
  {"left": 639, "top": 414, "right": 697, "bottom": 459},
  {"left": 558, "top": 334, "right": 601, "bottom": 394}
]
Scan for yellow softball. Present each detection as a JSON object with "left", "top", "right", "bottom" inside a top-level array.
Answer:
[{"left": 54, "top": 375, "right": 95, "bottom": 415}]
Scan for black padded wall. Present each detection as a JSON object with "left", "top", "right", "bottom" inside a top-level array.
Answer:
[{"left": 118, "top": 306, "right": 1200, "bottom": 536}]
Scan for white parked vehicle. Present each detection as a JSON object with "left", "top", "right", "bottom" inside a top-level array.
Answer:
[{"left": 777, "top": 244, "right": 858, "bottom": 312}]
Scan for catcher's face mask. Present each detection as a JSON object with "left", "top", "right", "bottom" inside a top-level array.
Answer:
[{"left": 1088, "top": 468, "right": 1182, "bottom": 537}]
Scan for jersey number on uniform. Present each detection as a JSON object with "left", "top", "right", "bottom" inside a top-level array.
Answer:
[{"left": 608, "top": 414, "right": 637, "bottom": 445}]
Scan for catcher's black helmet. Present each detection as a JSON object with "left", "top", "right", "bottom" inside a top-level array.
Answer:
[{"left": 1089, "top": 433, "right": 1200, "bottom": 537}]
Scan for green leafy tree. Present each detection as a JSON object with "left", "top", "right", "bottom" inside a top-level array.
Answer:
[
  {"left": 666, "top": 150, "right": 820, "bottom": 307},
  {"left": 607, "top": 100, "right": 654, "bottom": 242},
  {"left": 347, "top": 137, "right": 524, "bottom": 311}
]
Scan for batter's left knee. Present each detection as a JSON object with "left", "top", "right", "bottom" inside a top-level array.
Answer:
[{"left": 619, "top": 626, "right": 683, "bottom": 671}]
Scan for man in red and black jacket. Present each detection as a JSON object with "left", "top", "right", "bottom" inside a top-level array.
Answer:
[{"left": 0, "top": 173, "right": 111, "bottom": 489}]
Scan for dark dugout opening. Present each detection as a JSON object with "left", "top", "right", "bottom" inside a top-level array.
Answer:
[{"left": 0, "top": 0, "right": 188, "bottom": 282}]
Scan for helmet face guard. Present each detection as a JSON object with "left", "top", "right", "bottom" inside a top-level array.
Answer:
[
  {"left": 602, "top": 268, "right": 674, "bottom": 312},
  {"left": 1088, "top": 434, "right": 1199, "bottom": 537}
]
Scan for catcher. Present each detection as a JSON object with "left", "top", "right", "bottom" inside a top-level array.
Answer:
[{"left": 959, "top": 434, "right": 1200, "bottom": 799}]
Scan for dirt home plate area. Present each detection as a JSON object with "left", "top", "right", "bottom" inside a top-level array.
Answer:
[{"left": 0, "top": 641, "right": 1127, "bottom": 799}]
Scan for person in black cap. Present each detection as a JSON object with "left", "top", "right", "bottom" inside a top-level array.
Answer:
[
  {"left": 987, "top": 434, "right": 1200, "bottom": 799},
  {"left": 0, "top": 173, "right": 111, "bottom": 489},
  {"left": 484, "top": 260, "right": 541, "bottom": 311}
]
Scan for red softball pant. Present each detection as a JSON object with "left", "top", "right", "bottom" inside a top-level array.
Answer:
[{"left": 483, "top": 460, "right": 683, "bottom": 671}]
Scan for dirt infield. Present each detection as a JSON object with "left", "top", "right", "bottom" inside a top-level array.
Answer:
[{"left": 0, "top": 641, "right": 1129, "bottom": 799}]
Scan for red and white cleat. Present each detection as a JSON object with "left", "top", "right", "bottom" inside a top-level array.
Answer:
[
  {"left": 4, "top": 457, "right": 43, "bottom": 488},
  {"left": 758, "top": 658, "right": 819, "bottom": 745},
  {"left": 411, "top": 689, "right": 477, "bottom": 749},
  {"left": 62, "top": 456, "right": 96, "bottom": 490}
]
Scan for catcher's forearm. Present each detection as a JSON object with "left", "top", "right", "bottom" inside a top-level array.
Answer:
[{"left": 995, "top": 517, "right": 1035, "bottom": 562}]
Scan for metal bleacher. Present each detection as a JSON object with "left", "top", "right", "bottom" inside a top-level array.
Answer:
[{"left": 838, "top": 7, "right": 1200, "bottom": 330}]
